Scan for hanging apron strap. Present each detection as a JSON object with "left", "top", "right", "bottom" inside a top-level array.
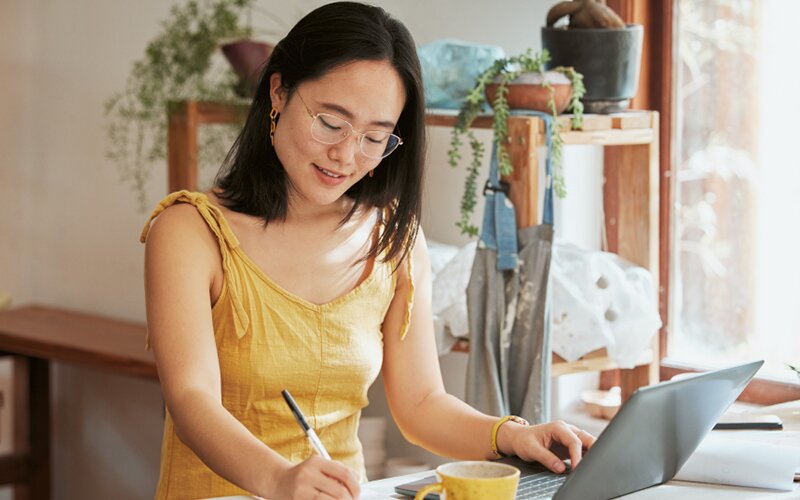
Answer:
[
  {"left": 479, "top": 110, "right": 555, "bottom": 270},
  {"left": 479, "top": 144, "right": 519, "bottom": 271}
]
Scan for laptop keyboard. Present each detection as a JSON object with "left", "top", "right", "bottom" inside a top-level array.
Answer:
[{"left": 515, "top": 471, "right": 567, "bottom": 499}]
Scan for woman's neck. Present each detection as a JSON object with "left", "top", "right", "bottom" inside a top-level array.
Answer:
[{"left": 285, "top": 194, "right": 356, "bottom": 225}]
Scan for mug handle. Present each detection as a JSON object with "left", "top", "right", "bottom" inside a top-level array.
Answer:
[{"left": 414, "top": 482, "right": 443, "bottom": 500}]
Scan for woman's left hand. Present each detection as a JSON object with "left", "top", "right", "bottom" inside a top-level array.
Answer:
[{"left": 498, "top": 420, "right": 596, "bottom": 473}]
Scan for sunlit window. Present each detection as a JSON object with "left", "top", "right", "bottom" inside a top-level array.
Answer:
[{"left": 670, "top": 0, "right": 800, "bottom": 381}]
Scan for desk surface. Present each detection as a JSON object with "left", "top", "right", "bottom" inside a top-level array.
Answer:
[
  {"left": 207, "top": 474, "right": 800, "bottom": 500},
  {"left": 359, "top": 469, "right": 800, "bottom": 500},
  {"left": 0, "top": 304, "right": 156, "bottom": 379}
]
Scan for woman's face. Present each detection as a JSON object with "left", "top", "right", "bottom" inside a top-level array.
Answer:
[{"left": 269, "top": 60, "right": 406, "bottom": 211}]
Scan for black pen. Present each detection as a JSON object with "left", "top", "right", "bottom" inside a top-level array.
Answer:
[{"left": 281, "top": 389, "right": 332, "bottom": 460}]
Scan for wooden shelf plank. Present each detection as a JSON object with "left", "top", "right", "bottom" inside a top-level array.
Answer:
[
  {"left": 168, "top": 101, "right": 249, "bottom": 125},
  {"left": 552, "top": 349, "right": 654, "bottom": 377},
  {"left": 425, "top": 111, "right": 655, "bottom": 146},
  {"left": 424, "top": 113, "right": 493, "bottom": 129},
  {"left": 560, "top": 129, "right": 655, "bottom": 146},
  {"left": 451, "top": 340, "right": 654, "bottom": 378},
  {"left": 424, "top": 110, "right": 648, "bottom": 126},
  {"left": 610, "top": 112, "right": 652, "bottom": 130}
]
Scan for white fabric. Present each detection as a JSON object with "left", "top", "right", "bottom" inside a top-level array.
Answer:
[
  {"left": 550, "top": 242, "right": 662, "bottom": 367},
  {"left": 427, "top": 240, "right": 477, "bottom": 354}
]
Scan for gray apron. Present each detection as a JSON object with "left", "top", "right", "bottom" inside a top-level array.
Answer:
[{"left": 465, "top": 111, "right": 554, "bottom": 424}]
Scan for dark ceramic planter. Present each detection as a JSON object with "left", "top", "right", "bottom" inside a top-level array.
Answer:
[
  {"left": 541, "top": 25, "right": 643, "bottom": 113},
  {"left": 221, "top": 40, "right": 273, "bottom": 98}
]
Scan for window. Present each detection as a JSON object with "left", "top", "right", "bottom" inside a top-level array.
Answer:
[{"left": 669, "top": 0, "right": 800, "bottom": 382}]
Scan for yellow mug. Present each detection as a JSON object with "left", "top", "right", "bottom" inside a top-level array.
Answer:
[{"left": 414, "top": 461, "right": 520, "bottom": 500}]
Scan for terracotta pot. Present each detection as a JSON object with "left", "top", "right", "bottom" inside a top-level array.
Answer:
[
  {"left": 221, "top": 40, "right": 273, "bottom": 97},
  {"left": 485, "top": 71, "right": 573, "bottom": 114}
]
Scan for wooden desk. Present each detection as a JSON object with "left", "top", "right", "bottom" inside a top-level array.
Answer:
[{"left": 0, "top": 305, "right": 155, "bottom": 499}]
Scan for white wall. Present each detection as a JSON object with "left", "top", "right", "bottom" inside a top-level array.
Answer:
[
  {"left": 1, "top": 2, "right": 183, "bottom": 498},
  {"left": 0, "top": 1, "right": 601, "bottom": 497}
]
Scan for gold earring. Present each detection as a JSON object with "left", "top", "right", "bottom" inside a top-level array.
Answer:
[
  {"left": 368, "top": 169, "right": 374, "bottom": 178},
  {"left": 269, "top": 107, "right": 279, "bottom": 146}
]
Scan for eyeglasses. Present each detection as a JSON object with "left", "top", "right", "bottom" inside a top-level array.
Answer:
[{"left": 295, "top": 91, "right": 403, "bottom": 160}]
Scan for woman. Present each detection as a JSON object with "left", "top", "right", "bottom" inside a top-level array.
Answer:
[{"left": 141, "top": 2, "right": 595, "bottom": 499}]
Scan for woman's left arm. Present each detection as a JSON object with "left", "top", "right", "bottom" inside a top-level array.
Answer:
[{"left": 380, "top": 229, "right": 595, "bottom": 472}]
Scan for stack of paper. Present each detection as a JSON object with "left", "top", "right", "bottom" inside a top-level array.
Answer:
[{"left": 675, "top": 431, "right": 800, "bottom": 491}]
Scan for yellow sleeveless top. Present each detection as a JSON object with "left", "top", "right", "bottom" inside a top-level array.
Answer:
[{"left": 140, "top": 191, "right": 413, "bottom": 499}]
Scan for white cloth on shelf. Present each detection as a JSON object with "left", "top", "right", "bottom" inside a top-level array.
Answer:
[
  {"left": 427, "top": 240, "right": 477, "bottom": 355},
  {"left": 550, "top": 242, "right": 662, "bottom": 368}
]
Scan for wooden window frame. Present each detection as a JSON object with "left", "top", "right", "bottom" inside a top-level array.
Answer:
[{"left": 604, "top": 0, "right": 800, "bottom": 404}]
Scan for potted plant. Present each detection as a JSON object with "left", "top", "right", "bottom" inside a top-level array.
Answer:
[
  {"left": 221, "top": 39, "right": 274, "bottom": 97},
  {"left": 105, "top": 0, "right": 261, "bottom": 210},
  {"left": 448, "top": 50, "right": 585, "bottom": 236},
  {"left": 220, "top": 5, "right": 290, "bottom": 96},
  {"left": 542, "top": 0, "right": 642, "bottom": 113}
]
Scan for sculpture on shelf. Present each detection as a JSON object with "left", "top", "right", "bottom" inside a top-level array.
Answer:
[
  {"left": 546, "top": 0, "right": 625, "bottom": 28},
  {"left": 542, "top": 0, "right": 643, "bottom": 113}
]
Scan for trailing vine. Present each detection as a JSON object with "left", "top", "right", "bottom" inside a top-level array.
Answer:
[
  {"left": 105, "top": 0, "right": 255, "bottom": 211},
  {"left": 448, "top": 49, "right": 585, "bottom": 236}
]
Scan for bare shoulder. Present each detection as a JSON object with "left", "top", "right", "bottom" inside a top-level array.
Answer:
[
  {"left": 144, "top": 203, "right": 220, "bottom": 269},
  {"left": 147, "top": 203, "right": 211, "bottom": 241}
]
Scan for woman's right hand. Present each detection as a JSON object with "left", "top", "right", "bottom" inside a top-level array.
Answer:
[{"left": 271, "top": 455, "right": 361, "bottom": 499}]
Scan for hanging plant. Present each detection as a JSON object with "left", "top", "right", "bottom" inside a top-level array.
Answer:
[
  {"left": 448, "top": 49, "right": 585, "bottom": 236},
  {"left": 104, "top": 0, "right": 256, "bottom": 211}
]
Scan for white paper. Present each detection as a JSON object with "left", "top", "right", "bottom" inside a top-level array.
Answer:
[
  {"left": 721, "top": 430, "right": 800, "bottom": 450},
  {"left": 675, "top": 434, "right": 800, "bottom": 491}
]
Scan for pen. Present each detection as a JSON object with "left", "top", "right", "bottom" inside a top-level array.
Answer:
[{"left": 281, "top": 389, "right": 332, "bottom": 460}]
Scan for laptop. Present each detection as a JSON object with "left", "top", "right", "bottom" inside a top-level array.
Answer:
[{"left": 395, "top": 360, "right": 764, "bottom": 500}]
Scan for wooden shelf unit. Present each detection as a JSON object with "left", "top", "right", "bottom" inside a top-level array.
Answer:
[{"left": 166, "top": 101, "right": 661, "bottom": 401}]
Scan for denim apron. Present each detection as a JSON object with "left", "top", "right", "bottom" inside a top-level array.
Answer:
[{"left": 465, "top": 111, "right": 555, "bottom": 424}]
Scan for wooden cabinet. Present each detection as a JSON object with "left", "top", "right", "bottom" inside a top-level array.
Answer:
[{"left": 167, "top": 101, "right": 660, "bottom": 400}]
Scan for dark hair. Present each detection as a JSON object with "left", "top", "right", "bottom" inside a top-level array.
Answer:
[{"left": 215, "top": 2, "right": 425, "bottom": 265}]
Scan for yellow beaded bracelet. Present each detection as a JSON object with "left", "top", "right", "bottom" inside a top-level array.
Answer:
[{"left": 490, "top": 415, "right": 529, "bottom": 458}]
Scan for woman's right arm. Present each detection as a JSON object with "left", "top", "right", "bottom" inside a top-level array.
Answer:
[{"left": 144, "top": 205, "right": 359, "bottom": 499}]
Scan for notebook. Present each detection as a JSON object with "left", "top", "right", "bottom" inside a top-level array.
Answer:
[{"left": 395, "top": 361, "right": 764, "bottom": 500}]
